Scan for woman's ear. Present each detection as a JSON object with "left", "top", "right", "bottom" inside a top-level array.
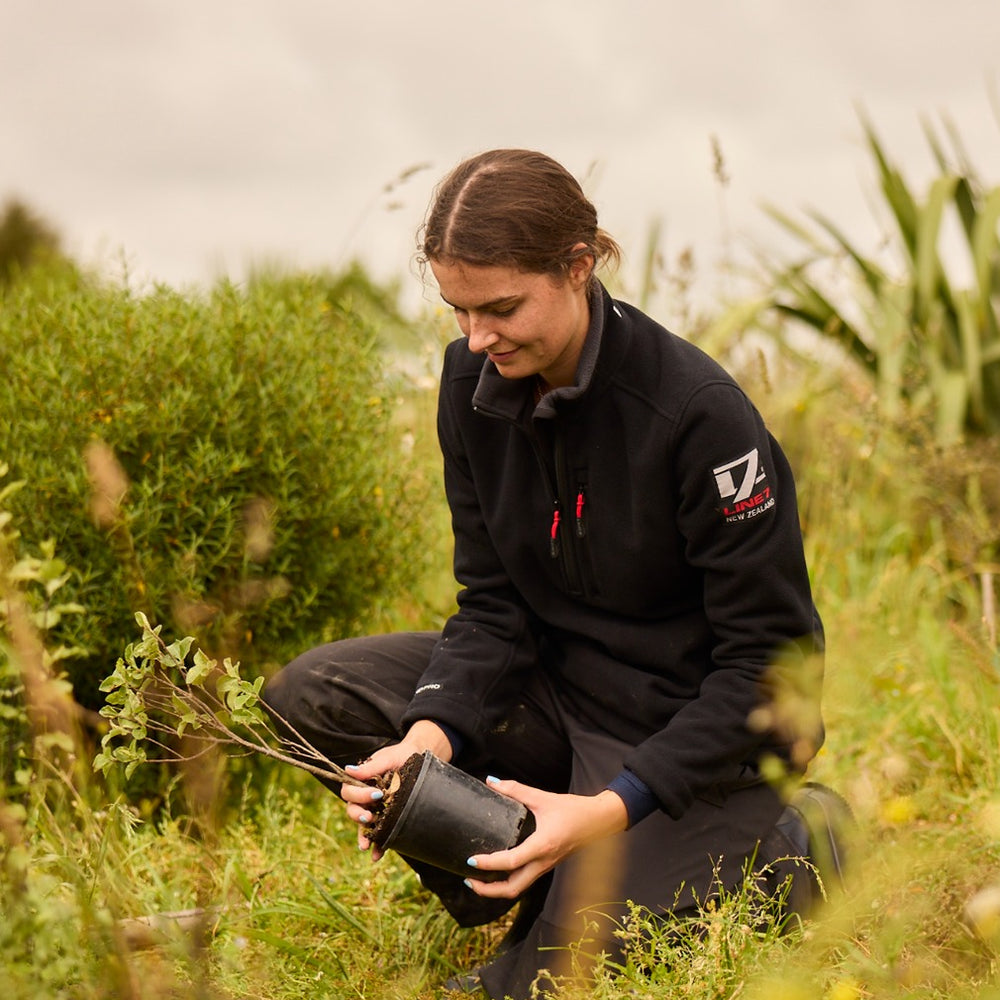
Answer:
[{"left": 568, "top": 243, "right": 595, "bottom": 289}]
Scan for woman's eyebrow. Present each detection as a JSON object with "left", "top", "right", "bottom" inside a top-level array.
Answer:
[{"left": 440, "top": 293, "right": 520, "bottom": 310}]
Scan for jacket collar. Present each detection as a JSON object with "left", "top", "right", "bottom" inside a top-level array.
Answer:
[{"left": 470, "top": 282, "right": 625, "bottom": 422}]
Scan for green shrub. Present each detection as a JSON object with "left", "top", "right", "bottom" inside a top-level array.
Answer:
[
  {"left": 0, "top": 198, "right": 66, "bottom": 287},
  {"left": 0, "top": 266, "right": 431, "bottom": 712}
]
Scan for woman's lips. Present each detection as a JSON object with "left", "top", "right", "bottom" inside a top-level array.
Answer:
[{"left": 488, "top": 347, "right": 518, "bottom": 363}]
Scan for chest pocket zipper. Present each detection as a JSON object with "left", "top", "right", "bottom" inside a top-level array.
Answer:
[{"left": 548, "top": 485, "right": 592, "bottom": 597}]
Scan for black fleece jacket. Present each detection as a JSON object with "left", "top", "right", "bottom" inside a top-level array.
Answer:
[{"left": 401, "top": 284, "right": 824, "bottom": 821}]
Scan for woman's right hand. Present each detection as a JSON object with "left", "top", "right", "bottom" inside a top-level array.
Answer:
[{"left": 340, "top": 719, "right": 454, "bottom": 859}]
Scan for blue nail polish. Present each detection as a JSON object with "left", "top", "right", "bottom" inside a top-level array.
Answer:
[
  {"left": 463, "top": 879, "right": 473, "bottom": 889},
  {"left": 370, "top": 789, "right": 383, "bottom": 801},
  {"left": 360, "top": 811, "right": 372, "bottom": 823},
  {"left": 466, "top": 857, "right": 478, "bottom": 868},
  {"left": 345, "top": 764, "right": 360, "bottom": 771},
  {"left": 486, "top": 775, "right": 500, "bottom": 786}
]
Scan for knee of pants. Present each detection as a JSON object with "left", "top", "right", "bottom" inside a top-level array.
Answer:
[
  {"left": 260, "top": 657, "right": 305, "bottom": 724},
  {"left": 260, "top": 640, "right": 416, "bottom": 745},
  {"left": 260, "top": 648, "right": 351, "bottom": 738}
]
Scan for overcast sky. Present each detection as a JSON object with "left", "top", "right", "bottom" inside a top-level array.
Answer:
[{"left": 4, "top": 1, "right": 999, "bottom": 316}]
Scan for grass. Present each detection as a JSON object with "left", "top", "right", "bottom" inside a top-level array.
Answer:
[{"left": 4, "top": 316, "right": 1000, "bottom": 1000}]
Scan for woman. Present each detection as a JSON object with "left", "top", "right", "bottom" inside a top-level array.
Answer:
[{"left": 264, "top": 149, "right": 829, "bottom": 998}]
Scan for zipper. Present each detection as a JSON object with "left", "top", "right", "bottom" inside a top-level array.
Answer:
[
  {"left": 477, "top": 398, "right": 588, "bottom": 596},
  {"left": 552, "top": 430, "right": 584, "bottom": 595}
]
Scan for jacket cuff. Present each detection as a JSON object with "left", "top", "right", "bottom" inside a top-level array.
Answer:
[
  {"left": 435, "top": 721, "right": 465, "bottom": 762},
  {"left": 606, "top": 769, "right": 659, "bottom": 828}
]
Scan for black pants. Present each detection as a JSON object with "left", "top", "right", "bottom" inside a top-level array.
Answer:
[{"left": 263, "top": 632, "right": 790, "bottom": 1000}]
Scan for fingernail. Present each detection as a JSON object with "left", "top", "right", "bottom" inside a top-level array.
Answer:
[
  {"left": 466, "top": 857, "right": 478, "bottom": 868},
  {"left": 486, "top": 775, "right": 500, "bottom": 786},
  {"left": 370, "top": 789, "right": 383, "bottom": 801},
  {"left": 345, "top": 764, "right": 360, "bottom": 772},
  {"left": 359, "top": 811, "right": 372, "bottom": 823},
  {"left": 463, "top": 878, "right": 473, "bottom": 889}
]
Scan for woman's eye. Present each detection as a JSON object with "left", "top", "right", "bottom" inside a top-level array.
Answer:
[{"left": 491, "top": 305, "right": 516, "bottom": 318}]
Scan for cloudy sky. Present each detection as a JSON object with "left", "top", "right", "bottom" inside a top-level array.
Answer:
[{"left": 4, "top": 1, "right": 999, "bottom": 314}]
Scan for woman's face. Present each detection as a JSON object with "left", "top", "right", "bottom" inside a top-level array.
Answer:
[{"left": 430, "top": 255, "right": 592, "bottom": 388}]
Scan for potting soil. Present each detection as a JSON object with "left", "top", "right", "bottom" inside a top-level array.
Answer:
[{"left": 365, "top": 752, "right": 423, "bottom": 848}]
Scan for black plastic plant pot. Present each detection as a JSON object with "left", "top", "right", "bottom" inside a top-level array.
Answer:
[{"left": 367, "top": 751, "right": 535, "bottom": 882}]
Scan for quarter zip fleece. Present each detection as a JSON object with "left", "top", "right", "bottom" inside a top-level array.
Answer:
[{"left": 402, "top": 284, "right": 824, "bottom": 820}]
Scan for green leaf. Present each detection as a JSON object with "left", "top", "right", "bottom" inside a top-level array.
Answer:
[
  {"left": 170, "top": 690, "right": 200, "bottom": 737},
  {"left": 808, "top": 210, "right": 887, "bottom": 299},
  {"left": 914, "top": 174, "right": 958, "bottom": 325},
  {"left": 934, "top": 370, "right": 969, "bottom": 446},
  {"left": 185, "top": 648, "right": 215, "bottom": 687},
  {"left": 0, "top": 476, "right": 26, "bottom": 506},
  {"left": 971, "top": 186, "right": 1000, "bottom": 306},
  {"left": 99, "top": 659, "right": 128, "bottom": 693},
  {"left": 164, "top": 635, "right": 194, "bottom": 669},
  {"left": 862, "top": 116, "right": 920, "bottom": 260},
  {"left": 954, "top": 289, "right": 984, "bottom": 427},
  {"left": 230, "top": 705, "right": 267, "bottom": 729}
]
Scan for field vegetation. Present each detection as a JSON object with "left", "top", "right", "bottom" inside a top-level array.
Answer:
[{"left": 2, "top": 117, "right": 1000, "bottom": 999}]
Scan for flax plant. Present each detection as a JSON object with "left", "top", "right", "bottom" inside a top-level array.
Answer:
[
  {"left": 764, "top": 111, "right": 1000, "bottom": 446},
  {"left": 760, "top": 111, "right": 1000, "bottom": 637}
]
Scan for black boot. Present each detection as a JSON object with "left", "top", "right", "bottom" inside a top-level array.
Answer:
[
  {"left": 442, "top": 872, "right": 552, "bottom": 995},
  {"left": 763, "top": 781, "right": 854, "bottom": 916}
]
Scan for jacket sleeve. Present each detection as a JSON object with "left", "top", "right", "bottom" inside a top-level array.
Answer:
[
  {"left": 623, "top": 380, "right": 824, "bottom": 818},
  {"left": 399, "top": 352, "right": 539, "bottom": 753}
]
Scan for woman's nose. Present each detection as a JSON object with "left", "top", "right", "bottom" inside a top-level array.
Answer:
[{"left": 466, "top": 313, "right": 499, "bottom": 354}]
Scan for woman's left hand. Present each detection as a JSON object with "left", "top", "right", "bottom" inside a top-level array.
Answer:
[{"left": 463, "top": 779, "right": 629, "bottom": 899}]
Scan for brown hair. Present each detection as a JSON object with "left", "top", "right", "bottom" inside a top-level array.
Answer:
[{"left": 417, "top": 149, "right": 621, "bottom": 285}]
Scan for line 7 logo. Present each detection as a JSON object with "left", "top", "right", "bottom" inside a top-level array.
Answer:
[{"left": 712, "top": 448, "right": 766, "bottom": 504}]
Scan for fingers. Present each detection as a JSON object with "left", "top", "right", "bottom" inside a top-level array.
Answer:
[
  {"left": 344, "top": 741, "right": 420, "bottom": 782},
  {"left": 339, "top": 743, "right": 422, "bottom": 861},
  {"left": 463, "top": 825, "right": 552, "bottom": 900},
  {"left": 341, "top": 782, "right": 383, "bottom": 807},
  {"left": 466, "top": 843, "right": 522, "bottom": 874},
  {"left": 463, "top": 859, "right": 547, "bottom": 899},
  {"left": 484, "top": 774, "right": 546, "bottom": 812},
  {"left": 343, "top": 758, "right": 388, "bottom": 782},
  {"left": 356, "top": 816, "right": 384, "bottom": 860},
  {"left": 464, "top": 875, "right": 522, "bottom": 900},
  {"left": 339, "top": 780, "right": 385, "bottom": 857}
]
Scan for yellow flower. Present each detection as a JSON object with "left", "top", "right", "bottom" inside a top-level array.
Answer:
[
  {"left": 828, "top": 977, "right": 862, "bottom": 1000},
  {"left": 881, "top": 795, "right": 916, "bottom": 825}
]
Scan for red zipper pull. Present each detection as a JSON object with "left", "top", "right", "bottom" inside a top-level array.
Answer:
[
  {"left": 549, "top": 505, "right": 561, "bottom": 558},
  {"left": 575, "top": 488, "right": 586, "bottom": 538}
]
